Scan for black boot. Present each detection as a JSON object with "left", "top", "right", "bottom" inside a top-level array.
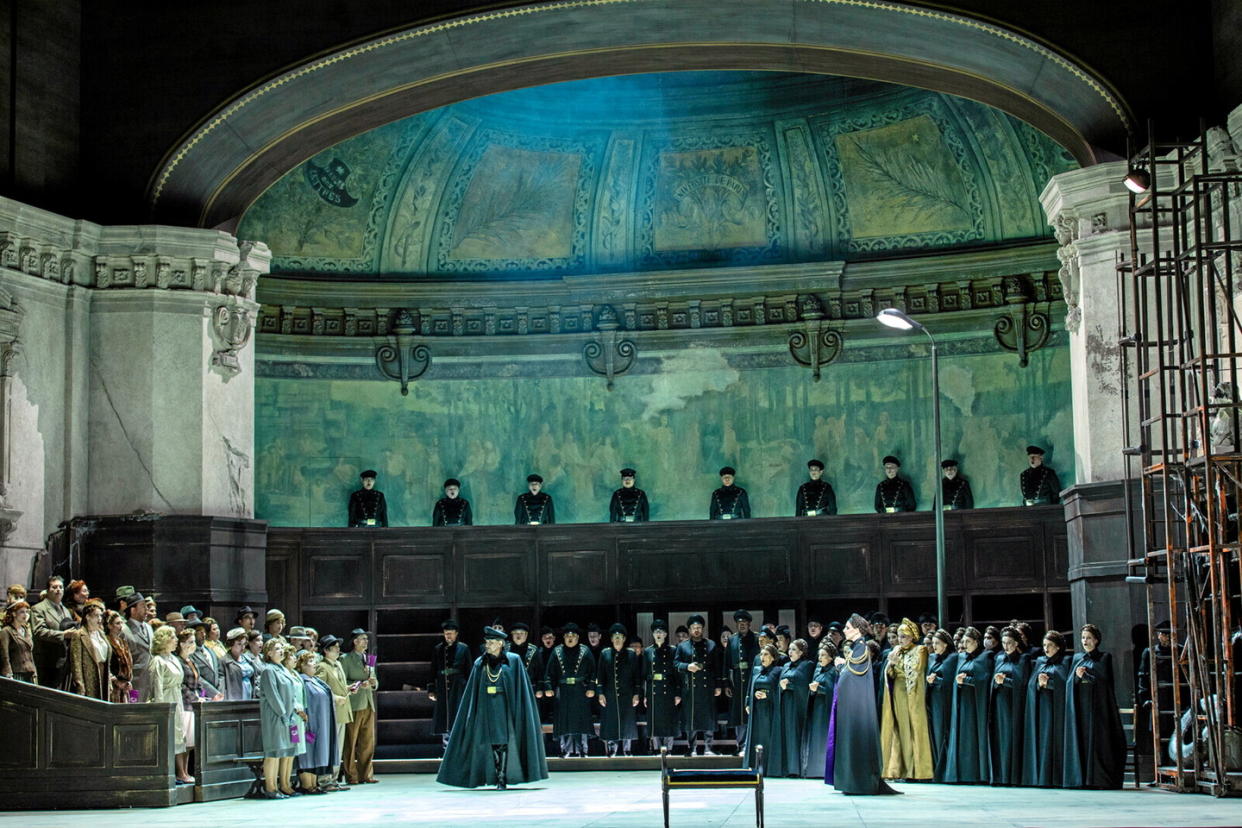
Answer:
[{"left": 493, "top": 745, "right": 508, "bottom": 790}]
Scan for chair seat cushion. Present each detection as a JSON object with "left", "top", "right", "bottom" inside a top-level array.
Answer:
[{"left": 667, "top": 770, "right": 760, "bottom": 785}]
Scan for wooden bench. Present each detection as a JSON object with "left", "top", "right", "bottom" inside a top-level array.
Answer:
[{"left": 660, "top": 745, "right": 764, "bottom": 828}]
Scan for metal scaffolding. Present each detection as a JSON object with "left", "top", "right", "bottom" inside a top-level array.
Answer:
[{"left": 1121, "top": 122, "right": 1242, "bottom": 795}]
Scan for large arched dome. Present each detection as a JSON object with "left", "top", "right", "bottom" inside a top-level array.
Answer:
[{"left": 238, "top": 71, "right": 1075, "bottom": 281}]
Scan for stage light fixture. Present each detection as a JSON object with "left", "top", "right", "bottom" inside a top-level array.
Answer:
[{"left": 1124, "top": 168, "right": 1151, "bottom": 194}]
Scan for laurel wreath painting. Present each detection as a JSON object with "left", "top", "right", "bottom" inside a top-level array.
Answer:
[{"left": 654, "top": 147, "right": 767, "bottom": 251}]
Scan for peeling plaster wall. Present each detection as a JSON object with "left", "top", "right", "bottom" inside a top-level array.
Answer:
[
  {"left": 0, "top": 276, "right": 89, "bottom": 585},
  {"left": 256, "top": 342, "right": 1074, "bottom": 527}
]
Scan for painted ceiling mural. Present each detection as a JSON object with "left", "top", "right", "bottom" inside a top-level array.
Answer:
[{"left": 238, "top": 72, "right": 1077, "bottom": 280}]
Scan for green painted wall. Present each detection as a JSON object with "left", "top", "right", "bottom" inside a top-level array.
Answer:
[{"left": 255, "top": 342, "right": 1073, "bottom": 527}]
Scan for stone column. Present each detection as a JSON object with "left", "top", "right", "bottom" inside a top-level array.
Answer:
[
  {"left": 1041, "top": 162, "right": 1147, "bottom": 699},
  {"left": 0, "top": 196, "right": 268, "bottom": 588}
]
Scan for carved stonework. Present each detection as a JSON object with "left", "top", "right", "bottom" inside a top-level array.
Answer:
[
  {"left": 1052, "top": 214, "right": 1082, "bottom": 333},
  {"left": 210, "top": 303, "right": 255, "bottom": 376},
  {"left": 584, "top": 304, "right": 636, "bottom": 390},
  {"left": 375, "top": 309, "right": 431, "bottom": 396}
]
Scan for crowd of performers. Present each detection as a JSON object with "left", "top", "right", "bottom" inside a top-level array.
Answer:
[{"left": 431, "top": 611, "right": 1126, "bottom": 792}]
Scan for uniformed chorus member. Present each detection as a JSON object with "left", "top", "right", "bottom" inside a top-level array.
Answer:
[
  {"left": 346, "top": 447, "right": 1061, "bottom": 526},
  {"left": 348, "top": 470, "right": 388, "bottom": 527},
  {"left": 419, "top": 609, "right": 1124, "bottom": 791}
]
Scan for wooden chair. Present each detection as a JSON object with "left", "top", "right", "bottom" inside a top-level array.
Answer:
[{"left": 660, "top": 745, "right": 764, "bottom": 828}]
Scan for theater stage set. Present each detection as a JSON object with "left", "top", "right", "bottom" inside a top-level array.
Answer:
[{"left": 4, "top": 1, "right": 1242, "bottom": 824}]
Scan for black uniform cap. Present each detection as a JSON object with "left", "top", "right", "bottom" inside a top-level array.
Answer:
[
  {"left": 483, "top": 626, "right": 506, "bottom": 640},
  {"left": 587, "top": 623, "right": 601, "bottom": 633},
  {"left": 882, "top": 455, "right": 901, "bottom": 467},
  {"left": 1155, "top": 619, "right": 1172, "bottom": 633},
  {"left": 917, "top": 614, "right": 938, "bottom": 625},
  {"left": 807, "top": 459, "right": 825, "bottom": 470},
  {"left": 775, "top": 625, "right": 791, "bottom": 637},
  {"left": 719, "top": 466, "right": 736, "bottom": 476},
  {"left": 721, "top": 625, "right": 732, "bottom": 635},
  {"left": 608, "top": 623, "right": 627, "bottom": 637},
  {"left": 441, "top": 619, "right": 459, "bottom": 631},
  {"left": 360, "top": 470, "right": 378, "bottom": 479},
  {"left": 675, "top": 625, "right": 690, "bottom": 635},
  {"left": 686, "top": 614, "right": 706, "bottom": 627},
  {"left": 526, "top": 473, "right": 543, "bottom": 483},
  {"left": 620, "top": 468, "right": 636, "bottom": 477},
  {"left": 561, "top": 622, "right": 580, "bottom": 634},
  {"left": 940, "top": 459, "right": 958, "bottom": 468},
  {"left": 807, "top": 617, "right": 824, "bottom": 627},
  {"left": 826, "top": 621, "right": 844, "bottom": 631},
  {"left": 443, "top": 478, "right": 461, "bottom": 488},
  {"left": 733, "top": 609, "right": 753, "bottom": 622},
  {"left": 651, "top": 619, "right": 669, "bottom": 632},
  {"left": 540, "top": 626, "right": 555, "bottom": 636},
  {"left": 1026, "top": 445, "right": 1045, "bottom": 456},
  {"left": 870, "top": 612, "right": 890, "bottom": 625},
  {"left": 757, "top": 627, "right": 776, "bottom": 640},
  {"left": 510, "top": 622, "right": 529, "bottom": 632}
]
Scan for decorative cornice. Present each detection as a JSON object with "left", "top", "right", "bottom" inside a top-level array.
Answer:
[
  {"left": 0, "top": 196, "right": 270, "bottom": 299},
  {"left": 257, "top": 268, "right": 1061, "bottom": 340}
]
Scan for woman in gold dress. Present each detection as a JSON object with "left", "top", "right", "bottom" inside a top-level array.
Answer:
[{"left": 880, "top": 617, "right": 933, "bottom": 780}]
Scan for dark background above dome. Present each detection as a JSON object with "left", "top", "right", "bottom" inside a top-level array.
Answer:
[{"left": 239, "top": 71, "right": 1076, "bottom": 282}]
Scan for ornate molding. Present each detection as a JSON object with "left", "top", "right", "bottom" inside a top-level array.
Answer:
[
  {"left": 993, "top": 276, "right": 1051, "bottom": 366},
  {"left": 209, "top": 302, "right": 256, "bottom": 376},
  {"left": 375, "top": 309, "right": 431, "bottom": 395},
  {"left": 257, "top": 270, "right": 1062, "bottom": 340},
  {"left": 0, "top": 196, "right": 270, "bottom": 299},
  {"left": 583, "top": 305, "right": 636, "bottom": 390},
  {"left": 788, "top": 294, "right": 843, "bottom": 381}
]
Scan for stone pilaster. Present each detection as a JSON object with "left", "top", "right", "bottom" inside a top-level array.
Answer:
[{"left": 0, "top": 196, "right": 269, "bottom": 584}]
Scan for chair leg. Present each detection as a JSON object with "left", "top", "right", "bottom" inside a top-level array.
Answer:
[
  {"left": 756, "top": 784, "right": 764, "bottom": 828},
  {"left": 662, "top": 785, "right": 670, "bottom": 828}
]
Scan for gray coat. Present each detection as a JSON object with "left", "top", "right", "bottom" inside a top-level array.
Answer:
[
  {"left": 30, "top": 599, "right": 72, "bottom": 683},
  {"left": 190, "top": 645, "right": 223, "bottom": 698},
  {"left": 122, "top": 619, "right": 154, "bottom": 696},
  {"left": 257, "top": 662, "right": 306, "bottom": 759},
  {"left": 222, "top": 652, "right": 255, "bottom": 700}
]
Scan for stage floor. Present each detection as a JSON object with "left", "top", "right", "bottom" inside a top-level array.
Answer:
[{"left": 8, "top": 773, "right": 1242, "bottom": 827}]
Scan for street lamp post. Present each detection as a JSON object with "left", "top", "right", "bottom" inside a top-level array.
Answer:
[{"left": 876, "top": 308, "right": 946, "bottom": 625}]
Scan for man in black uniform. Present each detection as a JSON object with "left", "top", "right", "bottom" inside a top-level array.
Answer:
[
  {"left": 709, "top": 466, "right": 751, "bottom": 520},
  {"left": 348, "top": 470, "right": 389, "bottom": 527},
  {"left": 675, "top": 614, "right": 721, "bottom": 756},
  {"left": 609, "top": 468, "right": 650, "bottom": 522},
  {"left": 723, "top": 609, "right": 760, "bottom": 755},
  {"left": 542, "top": 622, "right": 596, "bottom": 757},
  {"left": 1020, "top": 445, "right": 1063, "bottom": 505},
  {"left": 533, "top": 626, "right": 558, "bottom": 726},
  {"left": 806, "top": 617, "right": 825, "bottom": 651},
  {"left": 1137, "top": 620, "right": 1179, "bottom": 758},
  {"left": 515, "top": 474, "right": 555, "bottom": 525},
  {"left": 795, "top": 459, "right": 837, "bottom": 516},
  {"left": 429, "top": 619, "right": 471, "bottom": 754},
  {"left": 508, "top": 622, "right": 540, "bottom": 686},
  {"left": 596, "top": 623, "right": 642, "bottom": 756},
  {"left": 432, "top": 478, "right": 473, "bottom": 526},
  {"left": 941, "top": 459, "right": 974, "bottom": 510},
  {"left": 874, "top": 455, "right": 916, "bottom": 513}
]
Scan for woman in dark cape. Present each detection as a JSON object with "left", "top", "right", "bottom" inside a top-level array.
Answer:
[
  {"left": 1022, "top": 630, "right": 1070, "bottom": 787},
  {"left": 1063, "top": 623, "right": 1126, "bottom": 789},
  {"left": 825, "top": 615, "right": 899, "bottom": 794},
  {"left": 772, "top": 638, "right": 814, "bottom": 777},
  {"left": 943, "top": 627, "right": 991, "bottom": 784},
  {"left": 437, "top": 627, "right": 548, "bottom": 789},
  {"left": 805, "top": 641, "right": 838, "bottom": 778},
  {"left": 744, "top": 644, "right": 781, "bottom": 770},
  {"left": 925, "top": 629, "right": 957, "bottom": 781},
  {"left": 987, "top": 627, "right": 1029, "bottom": 785}
]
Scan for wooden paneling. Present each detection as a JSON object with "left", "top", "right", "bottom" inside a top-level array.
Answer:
[{"left": 269, "top": 506, "right": 1068, "bottom": 615}]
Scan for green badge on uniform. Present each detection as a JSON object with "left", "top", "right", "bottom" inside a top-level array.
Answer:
[
  {"left": 623, "top": 516, "right": 635, "bottom": 522},
  {"left": 529, "top": 521, "right": 541, "bottom": 525},
  {"left": 739, "top": 660, "right": 748, "bottom": 668},
  {"left": 806, "top": 509, "right": 819, "bottom": 517},
  {"left": 365, "top": 518, "right": 377, "bottom": 526},
  {"left": 487, "top": 685, "right": 497, "bottom": 694},
  {"left": 885, "top": 507, "right": 896, "bottom": 513},
  {"left": 566, "top": 677, "right": 576, "bottom": 685},
  {"left": 652, "top": 673, "right": 663, "bottom": 681},
  {"left": 1024, "top": 499, "right": 1035, "bottom": 506},
  {"left": 721, "top": 514, "right": 733, "bottom": 520}
]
